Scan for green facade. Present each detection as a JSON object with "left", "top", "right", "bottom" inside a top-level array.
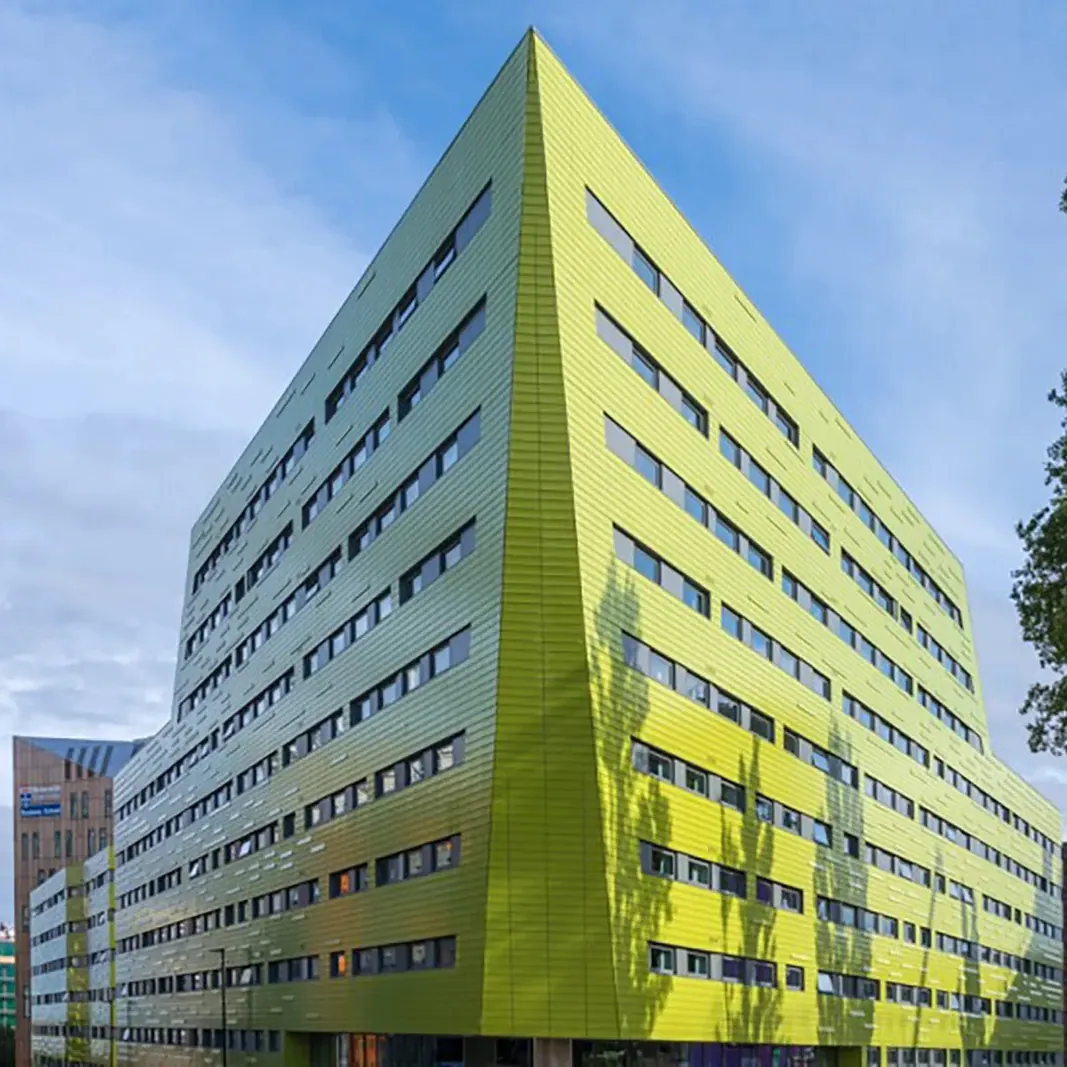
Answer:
[{"left": 83, "top": 29, "right": 1065, "bottom": 1067}]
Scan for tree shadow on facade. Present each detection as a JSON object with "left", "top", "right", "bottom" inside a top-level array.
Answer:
[
  {"left": 814, "top": 723, "right": 873, "bottom": 1049},
  {"left": 908, "top": 845, "right": 942, "bottom": 1051},
  {"left": 718, "top": 738, "right": 782, "bottom": 1045},
  {"left": 590, "top": 563, "right": 673, "bottom": 1042}
]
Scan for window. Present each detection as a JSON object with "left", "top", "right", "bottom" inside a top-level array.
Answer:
[
  {"left": 786, "top": 966, "right": 804, "bottom": 990},
  {"left": 649, "top": 945, "right": 674, "bottom": 974}
]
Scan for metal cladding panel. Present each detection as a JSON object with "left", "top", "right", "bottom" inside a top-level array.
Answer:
[
  {"left": 532, "top": 30, "right": 1061, "bottom": 1052},
  {"left": 111, "top": 35, "right": 529, "bottom": 1062}
]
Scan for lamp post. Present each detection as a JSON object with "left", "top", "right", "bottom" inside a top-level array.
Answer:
[{"left": 210, "top": 947, "right": 227, "bottom": 1067}]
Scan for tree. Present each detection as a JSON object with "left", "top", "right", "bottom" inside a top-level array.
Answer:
[
  {"left": 1010, "top": 181, "right": 1067, "bottom": 752},
  {"left": 1013, "top": 375, "right": 1067, "bottom": 752}
]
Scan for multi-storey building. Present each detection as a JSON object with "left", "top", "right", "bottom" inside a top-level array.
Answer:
[
  {"left": 1, "top": 926, "right": 16, "bottom": 1031},
  {"left": 13, "top": 736, "right": 141, "bottom": 1066},
  {"left": 28, "top": 848, "right": 117, "bottom": 1067},
  {"left": 108, "top": 29, "right": 1063, "bottom": 1067}
]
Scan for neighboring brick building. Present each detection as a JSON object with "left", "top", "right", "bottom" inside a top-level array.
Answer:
[{"left": 12, "top": 737, "right": 140, "bottom": 1067}]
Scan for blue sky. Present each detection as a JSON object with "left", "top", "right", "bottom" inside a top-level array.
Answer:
[{"left": 1, "top": 0, "right": 1066, "bottom": 903}]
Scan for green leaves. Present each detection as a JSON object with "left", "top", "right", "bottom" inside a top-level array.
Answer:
[{"left": 1013, "top": 371, "right": 1067, "bottom": 751}]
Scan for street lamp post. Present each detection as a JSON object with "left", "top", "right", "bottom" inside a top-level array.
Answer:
[{"left": 211, "top": 947, "right": 227, "bottom": 1067}]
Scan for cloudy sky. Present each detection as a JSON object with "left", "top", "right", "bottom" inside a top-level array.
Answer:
[{"left": 1, "top": 0, "right": 1066, "bottom": 911}]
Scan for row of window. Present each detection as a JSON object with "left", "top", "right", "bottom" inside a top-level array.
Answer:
[
  {"left": 287, "top": 629, "right": 470, "bottom": 770},
  {"left": 648, "top": 943, "right": 797, "bottom": 989},
  {"left": 587, "top": 189, "right": 798, "bottom": 445},
  {"left": 841, "top": 550, "right": 912, "bottom": 632},
  {"left": 330, "top": 936, "right": 457, "bottom": 977},
  {"left": 783, "top": 569, "right": 914, "bottom": 695},
  {"left": 622, "top": 633, "right": 775, "bottom": 742},
  {"left": 191, "top": 420, "right": 313, "bottom": 594},
  {"left": 235, "top": 522, "right": 292, "bottom": 603},
  {"left": 671, "top": 584, "right": 1045, "bottom": 892},
  {"left": 812, "top": 447, "right": 963, "bottom": 627},
  {"left": 632, "top": 734, "right": 1061, "bottom": 964},
  {"left": 919, "top": 687, "right": 983, "bottom": 753},
  {"left": 348, "top": 409, "right": 481, "bottom": 562},
  {"left": 121, "top": 668, "right": 293, "bottom": 824},
  {"left": 122, "top": 633, "right": 469, "bottom": 891},
  {"left": 917, "top": 623, "right": 974, "bottom": 691},
  {"left": 177, "top": 408, "right": 479, "bottom": 723},
  {"left": 614, "top": 526, "right": 708, "bottom": 615},
  {"left": 606, "top": 416, "right": 771, "bottom": 579},
  {"left": 33, "top": 1026, "right": 281, "bottom": 1053},
  {"left": 721, "top": 604, "right": 831, "bottom": 699},
  {"left": 399, "top": 298, "right": 486, "bottom": 420},
  {"left": 596, "top": 308, "right": 707, "bottom": 433},
  {"left": 719, "top": 429, "right": 829, "bottom": 551},
  {"left": 886, "top": 1053, "right": 1059, "bottom": 1067},
  {"left": 325, "top": 182, "right": 490, "bottom": 423},
  {"left": 400, "top": 522, "right": 476, "bottom": 604},
  {"left": 937, "top": 760, "right": 1057, "bottom": 855},
  {"left": 303, "top": 586, "right": 393, "bottom": 678},
  {"left": 237, "top": 548, "right": 343, "bottom": 670},
  {"left": 984, "top": 894, "right": 1061, "bottom": 940},
  {"left": 865, "top": 773, "right": 914, "bottom": 819},
  {"left": 303, "top": 410, "right": 391, "bottom": 526},
  {"left": 843, "top": 692, "right": 928, "bottom": 766},
  {"left": 183, "top": 591, "right": 231, "bottom": 660},
  {"left": 305, "top": 733, "right": 464, "bottom": 833},
  {"left": 783, "top": 727, "right": 859, "bottom": 788}
]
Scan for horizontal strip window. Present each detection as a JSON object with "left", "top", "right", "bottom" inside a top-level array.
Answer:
[
  {"left": 918, "top": 686, "right": 983, "bottom": 752},
  {"left": 287, "top": 629, "right": 470, "bottom": 768},
  {"left": 118, "top": 867, "right": 181, "bottom": 910},
  {"left": 253, "top": 879, "right": 320, "bottom": 921},
  {"left": 817, "top": 896, "right": 908, "bottom": 942},
  {"left": 304, "top": 411, "right": 391, "bottom": 527},
  {"left": 587, "top": 190, "right": 797, "bottom": 446},
  {"left": 917, "top": 623, "right": 974, "bottom": 691},
  {"left": 328, "top": 863, "right": 369, "bottom": 899},
  {"left": 303, "top": 588, "right": 393, "bottom": 678},
  {"left": 723, "top": 604, "right": 831, "bottom": 699},
  {"left": 649, "top": 943, "right": 781, "bottom": 987},
  {"left": 178, "top": 654, "right": 233, "bottom": 720},
  {"left": 885, "top": 982, "right": 932, "bottom": 1007},
  {"left": 783, "top": 728, "right": 858, "bottom": 788},
  {"left": 640, "top": 841, "right": 747, "bottom": 898},
  {"left": 192, "top": 420, "right": 313, "bottom": 593},
  {"left": 326, "top": 183, "right": 491, "bottom": 423},
  {"left": 399, "top": 520, "right": 476, "bottom": 603},
  {"left": 183, "top": 593, "right": 231, "bottom": 660},
  {"left": 719, "top": 429, "right": 828, "bottom": 551},
  {"left": 221, "top": 669, "right": 293, "bottom": 743},
  {"left": 595, "top": 307, "right": 708, "bottom": 434},
  {"left": 817, "top": 970, "right": 879, "bottom": 1001},
  {"left": 813, "top": 446, "right": 963, "bottom": 628},
  {"left": 622, "top": 632, "right": 775, "bottom": 742},
  {"left": 632, "top": 739, "right": 745, "bottom": 815},
  {"left": 937, "top": 757, "right": 1053, "bottom": 850},
  {"left": 843, "top": 692, "right": 928, "bottom": 766},
  {"left": 222, "top": 820, "right": 277, "bottom": 867},
  {"left": 303, "top": 732, "right": 464, "bottom": 833},
  {"left": 756, "top": 794, "right": 833, "bottom": 847},
  {"left": 606, "top": 416, "right": 771, "bottom": 578},
  {"left": 376, "top": 834, "right": 460, "bottom": 886},
  {"left": 238, "top": 548, "right": 343, "bottom": 669},
  {"left": 268, "top": 955, "right": 319, "bottom": 984},
  {"left": 614, "top": 527, "right": 709, "bottom": 615},
  {"left": 984, "top": 894, "right": 1061, "bottom": 940},
  {"left": 349, "top": 409, "right": 481, "bottom": 560},
  {"left": 755, "top": 876, "right": 804, "bottom": 914},
  {"left": 865, "top": 840, "right": 930, "bottom": 888},
  {"left": 783, "top": 570, "right": 913, "bottom": 695},
  {"left": 235, "top": 750, "right": 277, "bottom": 795},
  {"left": 113, "top": 1030, "right": 280, "bottom": 1052},
  {"left": 921, "top": 806, "right": 1057, "bottom": 899},
  {"left": 123, "top": 669, "right": 287, "bottom": 819},
  {"left": 864, "top": 774, "right": 914, "bottom": 819},
  {"left": 346, "top": 936, "right": 456, "bottom": 977},
  {"left": 841, "top": 549, "right": 912, "bottom": 632},
  {"left": 235, "top": 523, "right": 293, "bottom": 603},
  {"left": 399, "top": 298, "right": 487, "bottom": 420}
]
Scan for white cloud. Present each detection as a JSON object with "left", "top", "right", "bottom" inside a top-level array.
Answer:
[
  {"left": 546, "top": 1, "right": 1067, "bottom": 812},
  {"left": 0, "top": 0, "right": 423, "bottom": 821}
]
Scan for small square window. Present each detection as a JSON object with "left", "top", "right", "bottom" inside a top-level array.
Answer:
[{"left": 786, "top": 966, "right": 804, "bottom": 990}]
